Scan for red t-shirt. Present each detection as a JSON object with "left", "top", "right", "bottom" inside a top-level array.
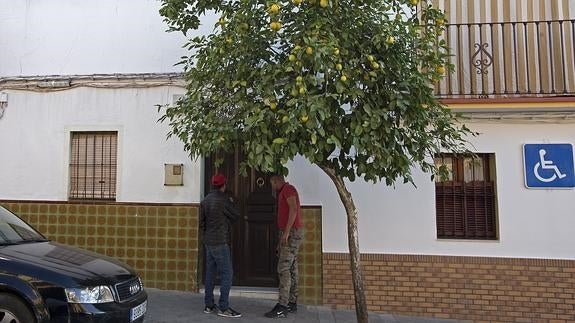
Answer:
[{"left": 277, "top": 183, "right": 302, "bottom": 230}]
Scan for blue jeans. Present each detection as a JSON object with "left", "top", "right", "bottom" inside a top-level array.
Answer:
[{"left": 204, "top": 244, "right": 233, "bottom": 310}]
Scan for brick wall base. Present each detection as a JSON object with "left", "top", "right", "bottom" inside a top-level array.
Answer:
[{"left": 324, "top": 253, "right": 575, "bottom": 322}]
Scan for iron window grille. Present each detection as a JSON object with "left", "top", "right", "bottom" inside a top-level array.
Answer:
[{"left": 69, "top": 131, "right": 118, "bottom": 201}]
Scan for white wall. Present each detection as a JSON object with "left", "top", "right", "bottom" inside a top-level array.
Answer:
[
  {"left": 287, "top": 122, "right": 575, "bottom": 260},
  {"left": 2, "top": 0, "right": 574, "bottom": 260},
  {"left": 0, "top": 86, "right": 201, "bottom": 204},
  {"left": 0, "top": 0, "right": 216, "bottom": 76}
]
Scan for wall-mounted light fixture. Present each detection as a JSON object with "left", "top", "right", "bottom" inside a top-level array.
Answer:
[{"left": 0, "top": 92, "right": 7, "bottom": 120}]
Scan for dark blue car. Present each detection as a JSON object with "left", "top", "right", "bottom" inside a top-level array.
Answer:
[{"left": 0, "top": 206, "right": 147, "bottom": 323}]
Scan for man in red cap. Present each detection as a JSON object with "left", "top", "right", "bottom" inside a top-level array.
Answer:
[{"left": 200, "top": 173, "right": 241, "bottom": 318}]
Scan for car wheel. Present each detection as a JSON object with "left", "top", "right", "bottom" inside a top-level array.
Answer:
[{"left": 0, "top": 294, "right": 35, "bottom": 323}]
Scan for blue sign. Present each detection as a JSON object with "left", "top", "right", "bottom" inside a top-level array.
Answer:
[{"left": 523, "top": 143, "right": 575, "bottom": 189}]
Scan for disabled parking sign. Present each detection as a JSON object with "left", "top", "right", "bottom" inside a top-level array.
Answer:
[{"left": 523, "top": 143, "right": 575, "bottom": 189}]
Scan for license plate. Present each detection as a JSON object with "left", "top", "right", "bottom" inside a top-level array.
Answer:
[{"left": 130, "top": 300, "right": 147, "bottom": 322}]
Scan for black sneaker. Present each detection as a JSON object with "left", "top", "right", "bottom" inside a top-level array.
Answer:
[
  {"left": 287, "top": 302, "right": 297, "bottom": 313},
  {"left": 264, "top": 303, "right": 288, "bottom": 318},
  {"left": 218, "top": 307, "right": 242, "bottom": 318},
  {"left": 204, "top": 305, "right": 218, "bottom": 314}
]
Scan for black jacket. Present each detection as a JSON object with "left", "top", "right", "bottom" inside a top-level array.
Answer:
[{"left": 200, "top": 190, "right": 240, "bottom": 246}]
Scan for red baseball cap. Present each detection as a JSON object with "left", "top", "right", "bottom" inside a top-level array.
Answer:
[{"left": 211, "top": 174, "right": 227, "bottom": 186}]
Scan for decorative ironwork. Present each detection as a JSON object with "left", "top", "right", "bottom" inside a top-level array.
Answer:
[
  {"left": 435, "top": 20, "right": 575, "bottom": 99},
  {"left": 471, "top": 42, "right": 494, "bottom": 75}
]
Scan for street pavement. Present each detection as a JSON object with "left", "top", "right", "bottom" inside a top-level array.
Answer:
[{"left": 145, "top": 288, "right": 466, "bottom": 323}]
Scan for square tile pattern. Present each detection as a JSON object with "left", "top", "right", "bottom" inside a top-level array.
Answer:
[
  {"left": 299, "top": 207, "right": 323, "bottom": 305},
  {"left": 1, "top": 202, "right": 323, "bottom": 305},
  {"left": 5, "top": 202, "right": 199, "bottom": 291}
]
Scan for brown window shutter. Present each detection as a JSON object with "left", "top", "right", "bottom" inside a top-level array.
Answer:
[{"left": 435, "top": 154, "right": 497, "bottom": 240}]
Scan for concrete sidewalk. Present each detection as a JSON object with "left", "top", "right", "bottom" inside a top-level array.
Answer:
[{"left": 145, "top": 288, "right": 466, "bottom": 323}]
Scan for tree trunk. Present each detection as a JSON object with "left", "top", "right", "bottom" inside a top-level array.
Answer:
[{"left": 320, "top": 165, "right": 368, "bottom": 323}]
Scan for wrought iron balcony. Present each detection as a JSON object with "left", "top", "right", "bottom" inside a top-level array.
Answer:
[{"left": 435, "top": 19, "right": 575, "bottom": 100}]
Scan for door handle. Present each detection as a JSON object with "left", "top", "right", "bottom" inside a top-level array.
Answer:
[{"left": 244, "top": 216, "right": 248, "bottom": 220}]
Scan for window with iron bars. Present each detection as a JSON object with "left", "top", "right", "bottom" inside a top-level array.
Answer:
[
  {"left": 69, "top": 132, "right": 118, "bottom": 201},
  {"left": 434, "top": 153, "right": 498, "bottom": 240}
]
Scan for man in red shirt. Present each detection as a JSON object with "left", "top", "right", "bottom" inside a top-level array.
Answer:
[{"left": 265, "top": 175, "right": 303, "bottom": 318}]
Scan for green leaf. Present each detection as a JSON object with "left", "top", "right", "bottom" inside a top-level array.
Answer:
[
  {"left": 311, "top": 133, "right": 318, "bottom": 145},
  {"left": 330, "top": 135, "right": 341, "bottom": 148},
  {"left": 255, "top": 144, "right": 264, "bottom": 155}
]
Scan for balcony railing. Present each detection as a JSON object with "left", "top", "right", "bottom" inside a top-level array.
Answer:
[{"left": 435, "top": 19, "right": 575, "bottom": 100}]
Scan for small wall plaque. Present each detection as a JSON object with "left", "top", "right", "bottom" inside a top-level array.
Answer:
[{"left": 165, "top": 164, "right": 184, "bottom": 186}]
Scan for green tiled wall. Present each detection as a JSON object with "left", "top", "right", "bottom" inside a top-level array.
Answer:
[
  {"left": 1, "top": 202, "right": 323, "bottom": 304},
  {"left": 299, "top": 207, "right": 323, "bottom": 305},
  {"left": 2, "top": 202, "right": 199, "bottom": 292}
]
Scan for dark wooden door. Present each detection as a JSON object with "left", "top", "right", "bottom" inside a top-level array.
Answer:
[{"left": 204, "top": 148, "right": 279, "bottom": 287}]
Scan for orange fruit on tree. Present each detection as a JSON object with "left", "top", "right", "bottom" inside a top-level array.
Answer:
[
  {"left": 268, "top": 3, "right": 280, "bottom": 14},
  {"left": 270, "top": 21, "right": 282, "bottom": 31},
  {"left": 435, "top": 65, "right": 446, "bottom": 75}
]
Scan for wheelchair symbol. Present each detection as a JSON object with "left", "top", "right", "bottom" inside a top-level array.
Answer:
[{"left": 534, "top": 149, "right": 567, "bottom": 183}]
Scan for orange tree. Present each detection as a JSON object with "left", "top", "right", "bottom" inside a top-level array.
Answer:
[{"left": 159, "top": 0, "right": 471, "bottom": 321}]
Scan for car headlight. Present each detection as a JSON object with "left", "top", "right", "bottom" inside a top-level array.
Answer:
[{"left": 65, "top": 286, "right": 115, "bottom": 304}]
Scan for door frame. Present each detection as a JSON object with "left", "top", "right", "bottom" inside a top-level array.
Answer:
[{"left": 200, "top": 148, "right": 279, "bottom": 287}]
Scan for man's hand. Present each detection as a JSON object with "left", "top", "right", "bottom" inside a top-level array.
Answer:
[{"left": 280, "top": 230, "right": 290, "bottom": 246}]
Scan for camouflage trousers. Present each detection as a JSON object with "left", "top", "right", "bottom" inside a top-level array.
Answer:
[{"left": 277, "top": 228, "right": 304, "bottom": 306}]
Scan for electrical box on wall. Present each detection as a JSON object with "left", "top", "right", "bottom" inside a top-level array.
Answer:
[{"left": 164, "top": 164, "right": 184, "bottom": 186}]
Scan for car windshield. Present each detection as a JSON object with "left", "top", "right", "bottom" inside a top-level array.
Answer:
[{"left": 0, "top": 206, "right": 47, "bottom": 245}]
